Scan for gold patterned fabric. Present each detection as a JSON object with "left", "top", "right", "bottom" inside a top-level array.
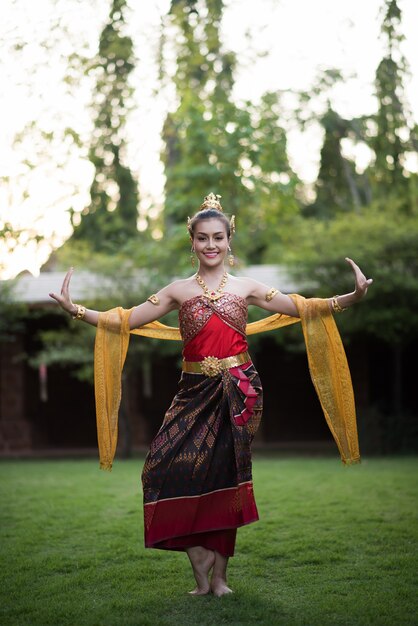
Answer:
[
  {"left": 94, "top": 294, "right": 360, "bottom": 470},
  {"left": 142, "top": 362, "right": 263, "bottom": 555},
  {"left": 179, "top": 293, "right": 247, "bottom": 345}
]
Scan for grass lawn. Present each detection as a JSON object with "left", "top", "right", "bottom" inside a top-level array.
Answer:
[{"left": 0, "top": 455, "right": 417, "bottom": 626}]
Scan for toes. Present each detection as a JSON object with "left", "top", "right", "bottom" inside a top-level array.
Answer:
[{"left": 188, "top": 588, "right": 210, "bottom": 596}]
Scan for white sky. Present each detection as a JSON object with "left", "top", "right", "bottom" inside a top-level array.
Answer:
[{"left": 1, "top": 0, "right": 417, "bottom": 278}]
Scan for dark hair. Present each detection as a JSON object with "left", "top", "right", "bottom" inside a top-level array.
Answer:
[{"left": 188, "top": 209, "right": 231, "bottom": 238}]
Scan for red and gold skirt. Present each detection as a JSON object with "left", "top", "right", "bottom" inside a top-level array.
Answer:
[{"left": 142, "top": 362, "right": 263, "bottom": 557}]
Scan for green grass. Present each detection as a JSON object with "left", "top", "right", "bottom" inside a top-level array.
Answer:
[{"left": 1, "top": 456, "right": 417, "bottom": 626}]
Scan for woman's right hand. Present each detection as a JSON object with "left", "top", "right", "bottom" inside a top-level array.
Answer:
[{"left": 49, "top": 267, "right": 77, "bottom": 316}]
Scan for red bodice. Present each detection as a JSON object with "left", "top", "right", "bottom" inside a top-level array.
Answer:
[{"left": 179, "top": 293, "right": 248, "bottom": 361}]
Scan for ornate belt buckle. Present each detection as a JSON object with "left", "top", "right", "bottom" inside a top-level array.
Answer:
[{"left": 201, "top": 356, "right": 223, "bottom": 377}]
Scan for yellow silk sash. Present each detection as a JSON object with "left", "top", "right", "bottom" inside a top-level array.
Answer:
[{"left": 94, "top": 294, "right": 360, "bottom": 470}]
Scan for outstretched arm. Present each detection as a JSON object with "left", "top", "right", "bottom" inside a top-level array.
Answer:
[
  {"left": 49, "top": 268, "right": 178, "bottom": 329},
  {"left": 247, "top": 257, "right": 373, "bottom": 316}
]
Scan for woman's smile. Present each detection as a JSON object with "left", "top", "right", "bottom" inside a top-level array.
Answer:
[{"left": 203, "top": 251, "right": 219, "bottom": 258}]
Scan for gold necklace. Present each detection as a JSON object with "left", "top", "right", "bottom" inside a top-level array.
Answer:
[{"left": 195, "top": 271, "right": 228, "bottom": 301}]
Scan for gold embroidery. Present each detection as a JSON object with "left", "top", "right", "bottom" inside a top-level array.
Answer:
[
  {"left": 179, "top": 293, "right": 248, "bottom": 345},
  {"left": 169, "top": 423, "right": 179, "bottom": 439},
  {"left": 230, "top": 489, "right": 243, "bottom": 513}
]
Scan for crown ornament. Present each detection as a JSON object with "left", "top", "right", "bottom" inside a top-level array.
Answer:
[{"left": 200, "top": 192, "right": 223, "bottom": 211}]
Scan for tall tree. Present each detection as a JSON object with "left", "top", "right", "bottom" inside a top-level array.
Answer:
[
  {"left": 72, "top": 0, "right": 139, "bottom": 251},
  {"left": 308, "top": 107, "right": 367, "bottom": 219},
  {"left": 295, "top": 70, "right": 371, "bottom": 220},
  {"left": 161, "top": 0, "right": 299, "bottom": 265},
  {"left": 369, "top": 0, "right": 417, "bottom": 206}
]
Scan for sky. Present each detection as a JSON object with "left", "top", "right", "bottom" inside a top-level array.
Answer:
[{"left": 1, "top": 0, "right": 417, "bottom": 279}]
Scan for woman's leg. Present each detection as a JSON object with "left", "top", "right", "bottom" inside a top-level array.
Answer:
[
  {"left": 210, "top": 551, "right": 233, "bottom": 596},
  {"left": 186, "top": 546, "right": 215, "bottom": 595}
]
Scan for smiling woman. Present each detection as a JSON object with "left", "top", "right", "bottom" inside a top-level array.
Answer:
[{"left": 48, "top": 191, "right": 373, "bottom": 597}]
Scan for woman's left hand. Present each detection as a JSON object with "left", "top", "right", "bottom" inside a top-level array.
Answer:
[{"left": 345, "top": 257, "right": 373, "bottom": 301}]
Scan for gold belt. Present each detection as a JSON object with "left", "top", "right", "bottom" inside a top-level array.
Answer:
[{"left": 182, "top": 351, "right": 251, "bottom": 377}]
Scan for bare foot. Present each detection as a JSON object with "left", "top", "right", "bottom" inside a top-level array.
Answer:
[
  {"left": 210, "top": 577, "right": 233, "bottom": 597},
  {"left": 187, "top": 547, "right": 215, "bottom": 595},
  {"left": 188, "top": 586, "right": 211, "bottom": 596}
]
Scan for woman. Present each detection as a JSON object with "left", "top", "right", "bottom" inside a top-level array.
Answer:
[{"left": 49, "top": 193, "right": 372, "bottom": 597}]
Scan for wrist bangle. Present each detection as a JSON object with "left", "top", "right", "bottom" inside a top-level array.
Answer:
[
  {"left": 331, "top": 296, "right": 346, "bottom": 314},
  {"left": 71, "top": 304, "right": 86, "bottom": 320}
]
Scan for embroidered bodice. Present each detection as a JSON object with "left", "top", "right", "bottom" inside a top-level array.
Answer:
[{"left": 179, "top": 293, "right": 248, "bottom": 348}]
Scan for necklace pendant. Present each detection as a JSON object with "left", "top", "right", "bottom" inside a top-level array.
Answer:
[{"left": 206, "top": 292, "right": 222, "bottom": 301}]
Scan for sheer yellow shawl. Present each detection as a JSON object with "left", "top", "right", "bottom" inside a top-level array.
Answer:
[{"left": 94, "top": 294, "right": 360, "bottom": 470}]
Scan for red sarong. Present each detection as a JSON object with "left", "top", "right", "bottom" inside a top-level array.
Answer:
[{"left": 142, "top": 310, "right": 263, "bottom": 557}]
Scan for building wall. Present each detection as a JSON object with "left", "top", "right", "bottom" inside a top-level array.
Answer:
[{"left": 1, "top": 322, "right": 416, "bottom": 455}]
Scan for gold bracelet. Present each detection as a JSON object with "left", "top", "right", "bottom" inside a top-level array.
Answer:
[
  {"left": 71, "top": 304, "right": 86, "bottom": 320},
  {"left": 147, "top": 294, "right": 160, "bottom": 305},
  {"left": 265, "top": 287, "right": 279, "bottom": 302},
  {"left": 331, "top": 296, "right": 346, "bottom": 313}
]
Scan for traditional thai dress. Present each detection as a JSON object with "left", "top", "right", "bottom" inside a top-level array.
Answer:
[
  {"left": 142, "top": 293, "right": 262, "bottom": 557},
  {"left": 94, "top": 293, "right": 361, "bottom": 557}
]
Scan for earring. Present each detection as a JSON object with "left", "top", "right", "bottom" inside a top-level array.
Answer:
[
  {"left": 228, "top": 246, "right": 235, "bottom": 267},
  {"left": 190, "top": 246, "right": 196, "bottom": 267}
]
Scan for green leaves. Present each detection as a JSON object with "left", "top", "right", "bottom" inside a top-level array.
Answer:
[{"left": 72, "top": 0, "right": 139, "bottom": 253}]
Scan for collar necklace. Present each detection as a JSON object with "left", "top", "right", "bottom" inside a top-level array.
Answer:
[{"left": 195, "top": 271, "right": 228, "bottom": 301}]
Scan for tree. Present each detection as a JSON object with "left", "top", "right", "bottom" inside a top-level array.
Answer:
[
  {"left": 286, "top": 3, "right": 418, "bottom": 449},
  {"left": 307, "top": 106, "right": 369, "bottom": 219},
  {"left": 285, "top": 201, "right": 418, "bottom": 450},
  {"left": 294, "top": 70, "right": 372, "bottom": 220},
  {"left": 71, "top": 0, "right": 140, "bottom": 251},
  {"left": 369, "top": 0, "right": 417, "bottom": 207},
  {"left": 160, "top": 0, "right": 299, "bottom": 265}
]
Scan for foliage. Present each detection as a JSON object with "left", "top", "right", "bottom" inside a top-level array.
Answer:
[
  {"left": 71, "top": 0, "right": 140, "bottom": 251},
  {"left": 1, "top": 457, "right": 417, "bottom": 626},
  {"left": 29, "top": 318, "right": 96, "bottom": 383},
  {"left": 370, "top": 0, "right": 418, "bottom": 203},
  {"left": 285, "top": 0, "right": 417, "bottom": 424},
  {"left": 16, "top": 0, "right": 418, "bottom": 441},
  {"left": 161, "top": 0, "right": 300, "bottom": 264},
  {"left": 0, "top": 279, "right": 27, "bottom": 343},
  {"left": 284, "top": 203, "right": 418, "bottom": 345},
  {"left": 307, "top": 107, "right": 370, "bottom": 218}
]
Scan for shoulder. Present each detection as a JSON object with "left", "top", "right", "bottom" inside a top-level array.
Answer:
[
  {"left": 161, "top": 276, "right": 197, "bottom": 305},
  {"left": 228, "top": 275, "right": 275, "bottom": 299}
]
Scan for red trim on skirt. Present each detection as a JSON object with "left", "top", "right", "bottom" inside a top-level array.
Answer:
[{"left": 144, "top": 481, "right": 258, "bottom": 556}]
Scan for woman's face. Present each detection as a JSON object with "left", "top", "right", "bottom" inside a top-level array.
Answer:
[{"left": 192, "top": 218, "right": 229, "bottom": 269}]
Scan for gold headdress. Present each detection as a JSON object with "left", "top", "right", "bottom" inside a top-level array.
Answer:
[
  {"left": 187, "top": 193, "right": 236, "bottom": 235},
  {"left": 200, "top": 192, "right": 223, "bottom": 211}
]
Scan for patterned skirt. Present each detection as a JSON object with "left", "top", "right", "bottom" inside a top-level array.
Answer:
[{"left": 142, "top": 363, "right": 263, "bottom": 557}]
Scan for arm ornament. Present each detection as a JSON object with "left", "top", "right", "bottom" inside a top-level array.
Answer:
[
  {"left": 147, "top": 294, "right": 160, "bottom": 306},
  {"left": 71, "top": 304, "right": 86, "bottom": 320},
  {"left": 265, "top": 287, "right": 279, "bottom": 302},
  {"left": 331, "top": 295, "right": 347, "bottom": 313}
]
